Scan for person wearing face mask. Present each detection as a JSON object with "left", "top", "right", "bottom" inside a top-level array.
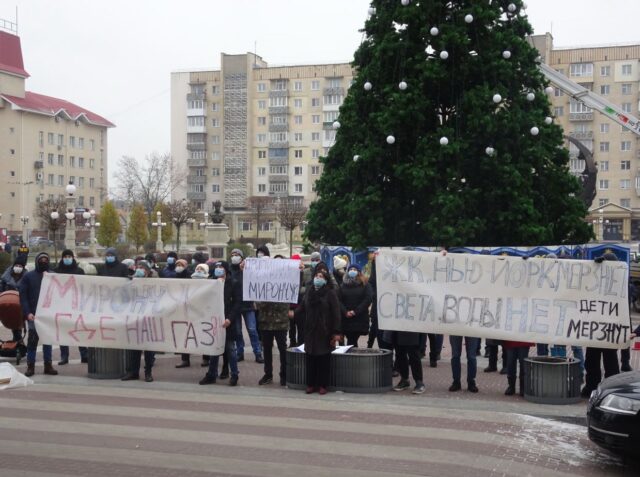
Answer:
[
  {"left": 55, "top": 250, "right": 87, "bottom": 365},
  {"left": 144, "top": 253, "right": 160, "bottom": 275},
  {"left": 256, "top": 245, "right": 270, "bottom": 259},
  {"left": 1, "top": 255, "right": 28, "bottom": 345},
  {"left": 160, "top": 251, "right": 179, "bottom": 278},
  {"left": 189, "top": 251, "right": 207, "bottom": 275},
  {"left": 294, "top": 269, "right": 341, "bottom": 394},
  {"left": 99, "top": 248, "right": 129, "bottom": 278},
  {"left": 173, "top": 258, "right": 194, "bottom": 368},
  {"left": 19, "top": 252, "right": 58, "bottom": 377},
  {"left": 338, "top": 263, "right": 372, "bottom": 348},
  {"left": 333, "top": 256, "right": 348, "bottom": 286},
  {"left": 200, "top": 261, "right": 242, "bottom": 386},
  {"left": 122, "top": 261, "right": 157, "bottom": 382},
  {"left": 191, "top": 263, "right": 209, "bottom": 279},
  {"left": 122, "top": 258, "right": 136, "bottom": 277}
]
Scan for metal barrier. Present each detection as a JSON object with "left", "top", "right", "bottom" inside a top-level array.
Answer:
[
  {"left": 286, "top": 348, "right": 393, "bottom": 393},
  {"left": 87, "top": 347, "right": 127, "bottom": 380},
  {"left": 523, "top": 356, "right": 582, "bottom": 404}
]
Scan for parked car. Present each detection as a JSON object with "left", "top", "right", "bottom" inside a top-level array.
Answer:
[
  {"left": 587, "top": 370, "right": 640, "bottom": 456},
  {"left": 28, "top": 237, "right": 53, "bottom": 247}
]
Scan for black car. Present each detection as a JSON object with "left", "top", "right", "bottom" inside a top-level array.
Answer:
[{"left": 587, "top": 370, "right": 640, "bottom": 455}]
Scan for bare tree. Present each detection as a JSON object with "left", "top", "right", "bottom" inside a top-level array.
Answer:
[
  {"left": 114, "top": 152, "right": 187, "bottom": 221},
  {"left": 246, "top": 196, "right": 275, "bottom": 240},
  {"left": 36, "top": 198, "right": 66, "bottom": 261},
  {"left": 277, "top": 197, "right": 308, "bottom": 257},
  {"left": 168, "top": 199, "right": 197, "bottom": 252}
]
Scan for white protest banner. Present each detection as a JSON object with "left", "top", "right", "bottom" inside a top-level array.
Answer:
[
  {"left": 242, "top": 258, "right": 300, "bottom": 303},
  {"left": 377, "top": 250, "right": 632, "bottom": 349},
  {"left": 35, "top": 274, "right": 226, "bottom": 355}
]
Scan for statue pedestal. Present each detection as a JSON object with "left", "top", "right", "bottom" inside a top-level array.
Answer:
[{"left": 206, "top": 223, "right": 230, "bottom": 260}]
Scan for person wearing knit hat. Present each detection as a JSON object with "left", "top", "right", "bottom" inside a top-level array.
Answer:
[
  {"left": 160, "top": 251, "right": 179, "bottom": 278},
  {"left": 332, "top": 255, "right": 348, "bottom": 286},
  {"left": 99, "top": 248, "right": 129, "bottom": 278},
  {"left": 175, "top": 259, "right": 190, "bottom": 278},
  {"left": 192, "top": 263, "right": 209, "bottom": 278},
  {"left": 19, "top": 252, "right": 58, "bottom": 377},
  {"left": 1, "top": 252, "right": 28, "bottom": 345},
  {"left": 56, "top": 249, "right": 88, "bottom": 366}
]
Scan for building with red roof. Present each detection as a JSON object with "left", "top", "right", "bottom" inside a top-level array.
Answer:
[{"left": 0, "top": 27, "right": 114, "bottom": 239}]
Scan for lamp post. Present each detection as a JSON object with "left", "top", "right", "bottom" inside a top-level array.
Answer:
[
  {"left": 64, "top": 182, "right": 77, "bottom": 251},
  {"left": 83, "top": 209, "right": 99, "bottom": 256},
  {"left": 50, "top": 211, "right": 59, "bottom": 261},
  {"left": 19, "top": 215, "right": 29, "bottom": 243},
  {"left": 151, "top": 210, "right": 166, "bottom": 252}
]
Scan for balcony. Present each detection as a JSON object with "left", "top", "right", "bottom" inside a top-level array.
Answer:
[
  {"left": 187, "top": 191, "right": 206, "bottom": 200},
  {"left": 269, "top": 156, "right": 289, "bottom": 166},
  {"left": 269, "top": 141, "right": 289, "bottom": 149},
  {"left": 187, "top": 92, "right": 206, "bottom": 101},
  {"left": 187, "top": 175, "right": 207, "bottom": 184},
  {"left": 269, "top": 174, "right": 289, "bottom": 182},
  {"left": 569, "top": 112, "right": 593, "bottom": 121},
  {"left": 269, "top": 90, "right": 289, "bottom": 98},
  {"left": 568, "top": 130, "right": 594, "bottom": 140},
  {"left": 187, "top": 123, "right": 207, "bottom": 133},
  {"left": 186, "top": 142, "right": 206, "bottom": 151},
  {"left": 323, "top": 87, "right": 345, "bottom": 96},
  {"left": 268, "top": 123, "right": 288, "bottom": 133},
  {"left": 187, "top": 158, "right": 206, "bottom": 167},
  {"left": 187, "top": 107, "right": 206, "bottom": 117},
  {"left": 34, "top": 160, "right": 44, "bottom": 169},
  {"left": 268, "top": 106, "right": 289, "bottom": 115}
]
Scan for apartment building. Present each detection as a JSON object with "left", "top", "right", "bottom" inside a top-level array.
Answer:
[
  {"left": 171, "top": 53, "right": 353, "bottom": 240},
  {"left": 0, "top": 26, "right": 114, "bottom": 238},
  {"left": 533, "top": 34, "right": 640, "bottom": 242}
]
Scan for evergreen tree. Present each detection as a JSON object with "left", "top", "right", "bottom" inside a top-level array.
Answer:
[
  {"left": 127, "top": 203, "right": 149, "bottom": 252},
  {"left": 305, "top": 0, "right": 592, "bottom": 248},
  {"left": 97, "top": 201, "right": 121, "bottom": 247}
]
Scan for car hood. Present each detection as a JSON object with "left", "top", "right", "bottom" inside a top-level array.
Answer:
[{"left": 598, "top": 371, "right": 640, "bottom": 394}]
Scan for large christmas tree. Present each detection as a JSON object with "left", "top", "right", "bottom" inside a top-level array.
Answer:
[{"left": 305, "top": 0, "right": 593, "bottom": 248}]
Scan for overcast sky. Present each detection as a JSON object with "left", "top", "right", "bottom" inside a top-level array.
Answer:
[{"left": 2, "top": 0, "right": 639, "bottom": 190}]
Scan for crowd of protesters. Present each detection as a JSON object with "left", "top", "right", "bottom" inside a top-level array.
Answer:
[{"left": 0, "top": 245, "right": 637, "bottom": 398}]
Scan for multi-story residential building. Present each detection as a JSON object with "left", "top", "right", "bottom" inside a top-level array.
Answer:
[
  {"left": 0, "top": 26, "right": 114, "bottom": 239},
  {"left": 533, "top": 34, "right": 640, "bottom": 242},
  {"left": 171, "top": 53, "right": 353, "bottom": 240}
]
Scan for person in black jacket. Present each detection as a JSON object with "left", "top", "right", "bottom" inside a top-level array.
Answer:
[
  {"left": 19, "top": 252, "right": 58, "bottom": 377},
  {"left": 55, "top": 249, "right": 87, "bottom": 365},
  {"left": 1, "top": 255, "right": 27, "bottom": 343},
  {"left": 338, "top": 263, "right": 372, "bottom": 347},
  {"left": 199, "top": 261, "right": 242, "bottom": 386},
  {"left": 160, "top": 251, "right": 178, "bottom": 278},
  {"left": 99, "top": 248, "right": 129, "bottom": 278}
]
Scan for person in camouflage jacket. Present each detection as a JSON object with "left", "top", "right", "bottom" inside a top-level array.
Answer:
[{"left": 256, "top": 300, "right": 289, "bottom": 386}]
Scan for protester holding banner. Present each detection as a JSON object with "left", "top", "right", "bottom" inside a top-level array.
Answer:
[
  {"left": 121, "top": 260, "right": 157, "bottom": 382},
  {"left": 160, "top": 251, "right": 179, "bottom": 278},
  {"left": 174, "top": 259, "right": 194, "bottom": 369},
  {"left": 99, "top": 248, "right": 129, "bottom": 278},
  {"left": 338, "top": 263, "right": 372, "bottom": 347},
  {"left": 19, "top": 252, "right": 57, "bottom": 377},
  {"left": 503, "top": 340, "right": 533, "bottom": 396},
  {"left": 200, "top": 261, "right": 241, "bottom": 386},
  {"left": 449, "top": 335, "right": 480, "bottom": 393},
  {"left": 256, "top": 293, "right": 289, "bottom": 386},
  {"left": 55, "top": 249, "right": 87, "bottom": 366},
  {"left": 1, "top": 255, "right": 27, "bottom": 343},
  {"left": 295, "top": 268, "right": 341, "bottom": 394}
]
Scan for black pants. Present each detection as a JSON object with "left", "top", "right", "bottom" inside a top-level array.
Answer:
[
  {"left": 306, "top": 353, "right": 330, "bottom": 388},
  {"left": 126, "top": 350, "right": 155, "bottom": 375},
  {"left": 261, "top": 330, "right": 287, "bottom": 378},
  {"left": 345, "top": 333, "right": 361, "bottom": 347},
  {"left": 584, "top": 347, "right": 619, "bottom": 392},
  {"left": 620, "top": 347, "right": 631, "bottom": 367},
  {"left": 487, "top": 343, "right": 506, "bottom": 369},
  {"left": 395, "top": 344, "right": 423, "bottom": 383}
]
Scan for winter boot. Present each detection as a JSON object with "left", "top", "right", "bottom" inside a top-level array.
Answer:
[
  {"left": 504, "top": 377, "right": 516, "bottom": 396},
  {"left": 25, "top": 361, "right": 35, "bottom": 377},
  {"left": 43, "top": 362, "right": 58, "bottom": 375}
]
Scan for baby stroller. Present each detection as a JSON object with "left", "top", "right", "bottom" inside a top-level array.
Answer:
[{"left": 0, "top": 290, "right": 27, "bottom": 365}]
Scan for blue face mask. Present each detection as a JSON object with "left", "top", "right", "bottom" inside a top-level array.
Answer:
[
  {"left": 134, "top": 269, "right": 146, "bottom": 278},
  {"left": 311, "top": 261, "right": 319, "bottom": 269},
  {"left": 63, "top": 258, "right": 73, "bottom": 266},
  {"left": 105, "top": 256, "right": 116, "bottom": 264},
  {"left": 214, "top": 268, "right": 225, "bottom": 277},
  {"left": 313, "top": 277, "right": 326, "bottom": 288},
  {"left": 167, "top": 257, "right": 175, "bottom": 265},
  {"left": 348, "top": 270, "right": 358, "bottom": 278}
]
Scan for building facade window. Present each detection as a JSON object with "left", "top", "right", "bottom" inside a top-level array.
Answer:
[
  {"left": 258, "top": 167, "right": 266, "bottom": 176},
  {"left": 258, "top": 100, "right": 266, "bottom": 109},
  {"left": 600, "top": 65, "right": 611, "bottom": 76},
  {"left": 599, "top": 179, "right": 609, "bottom": 190},
  {"left": 311, "top": 98, "right": 320, "bottom": 107},
  {"left": 294, "top": 133, "right": 303, "bottom": 142},
  {"left": 294, "top": 149, "right": 303, "bottom": 158},
  {"left": 554, "top": 106, "right": 564, "bottom": 117},
  {"left": 599, "top": 85, "right": 610, "bottom": 95},
  {"left": 621, "top": 141, "right": 632, "bottom": 151},
  {"left": 569, "top": 62, "right": 593, "bottom": 77},
  {"left": 312, "top": 149, "right": 320, "bottom": 158},
  {"left": 294, "top": 115, "right": 303, "bottom": 125},
  {"left": 311, "top": 165, "right": 320, "bottom": 175},
  {"left": 294, "top": 166, "right": 303, "bottom": 175},
  {"left": 212, "top": 184, "right": 220, "bottom": 193},
  {"left": 621, "top": 160, "right": 631, "bottom": 170},
  {"left": 622, "top": 103, "right": 632, "bottom": 113},
  {"left": 621, "top": 198, "right": 631, "bottom": 208},
  {"left": 294, "top": 183, "right": 303, "bottom": 193},
  {"left": 294, "top": 81, "right": 303, "bottom": 91},
  {"left": 294, "top": 99, "right": 302, "bottom": 108},
  {"left": 311, "top": 132, "right": 320, "bottom": 141},
  {"left": 600, "top": 123, "right": 610, "bottom": 133},
  {"left": 257, "top": 117, "right": 266, "bottom": 126},
  {"left": 599, "top": 160, "right": 609, "bottom": 171},
  {"left": 258, "top": 184, "right": 266, "bottom": 193},
  {"left": 621, "top": 83, "right": 633, "bottom": 95},
  {"left": 211, "top": 168, "right": 220, "bottom": 176},
  {"left": 257, "top": 83, "right": 266, "bottom": 92},
  {"left": 311, "top": 80, "right": 320, "bottom": 90},
  {"left": 258, "top": 150, "right": 267, "bottom": 159},
  {"left": 600, "top": 142, "right": 610, "bottom": 153},
  {"left": 620, "top": 179, "right": 631, "bottom": 189},
  {"left": 622, "top": 64, "right": 632, "bottom": 75}
]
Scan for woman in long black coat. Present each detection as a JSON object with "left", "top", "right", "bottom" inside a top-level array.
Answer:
[
  {"left": 338, "top": 263, "right": 372, "bottom": 347},
  {"left": 295, "top": 269, "right": 341, "bottom": 395}
]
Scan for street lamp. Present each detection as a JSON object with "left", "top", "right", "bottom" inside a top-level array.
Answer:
[
  {"left": 50, "top": 211, "right": 60, "bottom": 260},
  {"left": 19, "top": 215, "right": 29, "bottom": 243},
  {"left": 64, "top": 182, "right": 77, "bottom": 251},
  {"left": 151, "top": 210, "right": 166, "bottom": 252},
  {"left": 83, "top": 209, "right": 99, "bottom": 256}
]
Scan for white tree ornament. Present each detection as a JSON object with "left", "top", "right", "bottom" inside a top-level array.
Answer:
[
  {"left": 464, "top": 14, "right": 473, "bottom": 23},
  {"left": 502, "top": 50, "right": 511, "bottom": 59},
  {"left": 386, "top": 135, "right": 396, "bottom": 144},
  {"left": 440, "top": 50, "right": 449, "bottom": 60},
  {"left": 530, "top": 127, "right": 540, "bottom": 136},
  {"left": 493, "top": 94, "right": 502, "bottom": 103},
  {"left": 399, "top": 81, "right": 408, "bottom": 90},
  {"left": 364, "top": 81, "right": 372, "bottom": 91},
  {"left": 440, "top": 137, "right": 449, "bottom": 146},
  {"left": 430, "top": 27, "right": 439, "bottom": 36}
]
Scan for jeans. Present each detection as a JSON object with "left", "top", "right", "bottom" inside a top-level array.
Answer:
[
  {"left": 26, "top": 320, "right": 52, "bottom": 363},
  {"left": 235, "top": 310, "right": 262, "bottom": 356},
  {"left": 261, "top": 329, "right": 287, "bottom": 378},
  {"left": 60, "top": 345, "right": 88, "bottom": 361},
  {"left": 506, "top": 346, "right": 529, "bottom": 380},
  {"left": 306, "top": 353, "right": 330, "bottom": 388},
  {"left": 126, "top": 350, "right": 155, "bottom": 374},
  {"left": 449, "top": 336, "right": 479, "bottom": 384},
  {"left": 395, "top": 344, "right": 423, "bottom": 383},
  {"left": 550, "top": 345, "right": 585, "bottom": 373},
  {"left": 207, "top": 339, "right": 239, "bottom": 378}
]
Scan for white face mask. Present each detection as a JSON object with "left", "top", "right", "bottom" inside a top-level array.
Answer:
[
  {"left": 175, "top": 266, "right": 185, "bottom": 274},
  {"left": 192, "top": 271, "right": 207, "bottom": 279},
  {"left": 13, "top": 266, "right": 23, "bottom": 274},
  {"left": 231, "top": 256, "right": 242, "bottom": 265}
]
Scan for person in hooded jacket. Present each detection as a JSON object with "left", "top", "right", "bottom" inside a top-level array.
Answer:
[
  {"left": 19, "top": 252, "right": 58, "bottom": 377},
  {"left": 99, "top": 248, "right": 129, "bottom": 278},
  {"left": 199, "top": 261, "right": 242, "bottom": 386},
  {"left": 1, "top": 255, "right": 28, "bottom": 343},
  {"left": 55, "top": 249, "right": 87, "bottom": 365},
  {"left": 160, "top": 251, "right": 179, "bottom": 278},
  {"left": 338, "top": 263, "right": 372, "bottom": 347}
]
